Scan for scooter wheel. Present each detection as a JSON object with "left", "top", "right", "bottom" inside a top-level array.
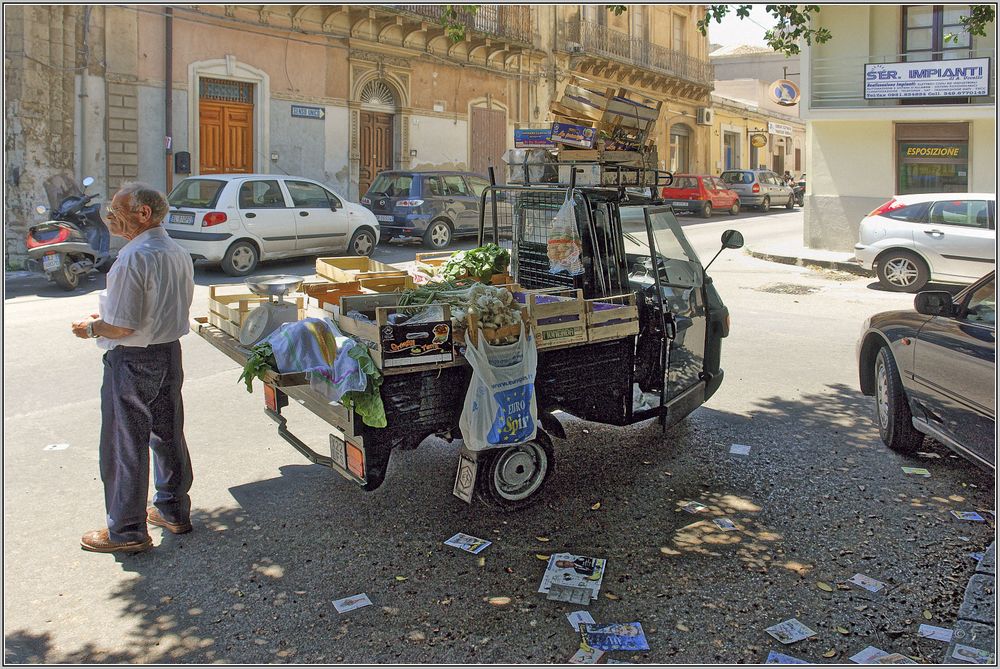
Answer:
[
  {"left": 52, "top": 256, "right": 79, "bottom": 291},
  {"left": 474, "top": 430, "right": 554, "bottom": 511}
]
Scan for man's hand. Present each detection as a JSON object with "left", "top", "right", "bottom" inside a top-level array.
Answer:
[{"left": 71, "top": 317, "right": 96, "bottom": 339}]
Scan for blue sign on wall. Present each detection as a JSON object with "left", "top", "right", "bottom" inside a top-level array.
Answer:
[
  {"left": 291, "top": 105, "right": 326, "bottom": 120},
  {"left": 514, "top": 128, "right": 555, "bottom": 148}
]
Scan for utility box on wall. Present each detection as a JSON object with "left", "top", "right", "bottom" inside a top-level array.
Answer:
[{"left": 175, "top": 151, "right": 191, "bottom": 174}]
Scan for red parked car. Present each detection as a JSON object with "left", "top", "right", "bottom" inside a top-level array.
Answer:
[{"left": 661, "top": 175, "right": 741, "bottom": 218}]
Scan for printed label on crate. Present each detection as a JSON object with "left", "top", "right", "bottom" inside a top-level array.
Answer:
[
  {"left": 551, "top": 122, "right": 597, "bottom": 149},
  {"left": 542, "top": 326, "right": 584, "bottom": 343},
  {"left": 515, "top": 128, "right": 556, "bottom": 148},
  {"left": 379, "top": 322, "right": 454, "bottom": 367}
]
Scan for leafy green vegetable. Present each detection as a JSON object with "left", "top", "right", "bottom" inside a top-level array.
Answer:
[
  {"left": 340, "top": 344, "right": 387, "bottom": 428},
  {"left": 440, "top": 244, "right": 509, "bottom": 283},
  {"left": 238, "top": 342, "right": 275, "bottom": 393}
]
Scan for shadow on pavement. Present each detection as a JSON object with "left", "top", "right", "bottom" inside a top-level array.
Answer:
[{"left": 4, "top": 383, "right": 994, "bottom": 663}]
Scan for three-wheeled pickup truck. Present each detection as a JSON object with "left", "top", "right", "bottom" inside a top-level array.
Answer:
[{"left": 196, "top": 176, "right": 744, "bottom": 509}]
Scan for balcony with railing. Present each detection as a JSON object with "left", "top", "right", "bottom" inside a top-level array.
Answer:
[
  {"left": 560, "top": 18, "right": 714, "bottom": 87},
  {"left": 392, "top": 5, "right": 533, "bottom": 46},
  {"left": 810, "top": 49, "right": 996, "bottom": 109}
]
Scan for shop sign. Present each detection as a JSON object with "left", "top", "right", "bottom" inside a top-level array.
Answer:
[
  {"left": 899, "top": 142, "right": 968, "bottom": 160},
  {"left": 750, "top": 133, "right": 768, "bottom": 148},
  {"left": 768, "top": 79, "right": 801, "bottom": 106},
  {"left": 291, "top": 105, "right": 325, "bottom": 120},
  {"left": 514, "top": 128, "right": 555, "bottom": 148},
  {"left": 767, "top": 121, "right": 793, "bottom": 137},
  {"left": 865, "top": 57, "right": 990, "bottom": 99}
]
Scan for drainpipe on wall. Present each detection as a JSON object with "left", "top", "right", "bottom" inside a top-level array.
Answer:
[
  {"left": 78, "top": 5, "right": 91, "bottom": 183},
  {"left": 165, "top": 6, "right": 173, "bottom": 192}
]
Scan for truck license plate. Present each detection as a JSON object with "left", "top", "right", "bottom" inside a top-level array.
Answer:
[{"left": 42, "top": 254, "right": 61, "bottom": 272}]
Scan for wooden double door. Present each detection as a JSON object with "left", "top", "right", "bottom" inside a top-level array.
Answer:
[
  {"left": 359, "top": 111, "right": 393, "bottom": 196},
  {"left": 199, "top": 100, "right": 254, "bottom": 174}
]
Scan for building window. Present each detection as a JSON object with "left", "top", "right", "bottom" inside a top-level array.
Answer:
[
  {"left": 200, "top": 77, "right": 254, "bottom": 104},
  {"left": 673, "top": 14, "right": 687, "bottom": 54},
  {"left": 896, "top": 122, "right": 969, "bottom": 194},
  {"left": 794, "top": 148, "right": 801, "bottom": 172},
  {"left": 669, "top": 123, "right": 691, "bottom": 173},
  {"left": 903, "top": 5, "right": 973, "bottom": 61},
  {"left": 723, "top": 131, "right": 741, "bottom": 170}
]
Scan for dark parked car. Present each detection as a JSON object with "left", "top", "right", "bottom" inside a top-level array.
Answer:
[
  {"left": 361, "top": 171, "right": 492, "bottom": 249},
  {"left": 857, "top": 271, "right": 995, "bottom": 469}
]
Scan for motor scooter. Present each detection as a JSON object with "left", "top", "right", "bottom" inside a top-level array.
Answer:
[
  {"left": 793, "top": 177, "right": 806, "bottom": 207},
  {"left": 26, "top": 176, "right": 113, "bottom": 291}
]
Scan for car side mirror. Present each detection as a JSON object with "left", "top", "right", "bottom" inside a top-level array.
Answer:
[
  {"left": 721, "top": 230, "right": 744, "bottom": 249},
  {"left": 914, "top": 291, "right": 955, "bottom": 317}
]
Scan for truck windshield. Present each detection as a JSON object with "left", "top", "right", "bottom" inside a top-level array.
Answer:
[{"left": 619, "top": 206, "right": 704, "bottom": 288}]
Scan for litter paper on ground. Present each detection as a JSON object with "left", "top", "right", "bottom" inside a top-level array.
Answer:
[
  {"left": 682, "top": 501, "right": 708, "bottom": 514},
  {"left": 850, "top": 646, "right": 890, "bottom": 664},
  {"left": 765, "top": 619, "right": 817, "bottom": 645},
  {"left": 952, "top": 644, "right": 995, "bottom": 664},
  {"left": 332, "top": 593, "right": 372, "bottom": 613},
  {"left": 970, "top": 552, "right": 985, "bottom": 562},
  {"left": 567, "top": 610, "right": 596, "bottom": 631},
  {"left": 713, "top": 518, "right": 738, "bottom": 531},
  {"left": 848, "top": 573, "right": 886, "bottom": 593},
  {"left": 951, "top": 511, "right": 986, "bottom": 522},
  {"left": 917, "top": 624, "right": 953, "bottom": 642},
  {"left": 538, "top": 553, "right": 606, "bottom": 602},
  {"left": 443, "top": 532, "right": 492, "bottom": 554},
  {"left": 874, "top": 653, "right": 917, "bottom": 664},
  {"left": 43, "top": 443, "right": 69, "bottom": 451},
  {"left": 568, "top": 647, "right": 605, "bottom": 664},
  {"left": 580, "top": 623, "right": 650, "bottom": 651},
  {"left": 765, "top": 651, "right": 810, "bottom": 664},
  {"left": 901, "top": 467, "right": 931, "bottom": 477},
  {"left": 730, "top": 443, "right": 751, "bottom": 456},
  {"left": 548, "top": 583, "right": 594, "bottom": 604}
]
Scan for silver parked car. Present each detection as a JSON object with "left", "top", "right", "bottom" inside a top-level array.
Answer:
[{"left": 719, "top": 169, "right": 796, "bottom": 212}]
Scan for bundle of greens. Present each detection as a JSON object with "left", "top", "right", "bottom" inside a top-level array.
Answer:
[
  {"left": 239, "top": 342, "right": 276, "bottom": 393},
  {"left": 439, "top": 244, "right": 510, "bottom": 283}
]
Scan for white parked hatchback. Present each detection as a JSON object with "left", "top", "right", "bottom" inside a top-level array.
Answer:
[
  {"left": 164, "top": 174, "right": 380, "bottom": 276},
  {"left": 855, "top": 193, "right": 995, "bottom": 292}
]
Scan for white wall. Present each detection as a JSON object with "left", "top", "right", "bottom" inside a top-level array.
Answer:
[
  {"left": 324, "top": 106, "right": 351, "bottom": 197},
  {"left": 408, "top": 115, "right": 469, "bottom": 171}
]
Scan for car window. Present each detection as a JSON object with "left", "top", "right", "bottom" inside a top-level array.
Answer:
[
  {"left": 286, "top": 180, "right": 338, "bottom": 208},
  {"left": 467, "top": 176, "right": 490, "bottom": 197},
  {"left": 669, "top": 177, "right": 699, "bottom": 189},
  {"left": 368, "top": 174, "right": 413, "bottom": 198},
  {"left": 963, "top": 278, "right": 996, "bottom": 326},
  {"left": 425, "top": 176, "right": 445, "bottom": 197},
  {"left": 884, "top": 202, "right": 930, "bottom": 223},
  {"left": 714, "top": 178, "right": 729, "bottom": 191},
  {"left": 928, "top": 200, "right": 991, "bottom": 229},
  {"left": 238, "top": 180, "right": 286, "bottom": 209},
  {"left": 168, "top": 179, "right": 226, "bottom": 208},
  {"left": 443, "top": 175, "right": 470, "bottom": 196},
  {"left": 720, "top": 171, "right": 751, "bottom": 185}
]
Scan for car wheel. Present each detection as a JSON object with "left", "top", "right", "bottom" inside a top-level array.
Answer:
[
  {"left": 785, "top": 194, "right": 795, "bottom": 209},
  {"left": 221, "top": 240, "right": 259, "bottom": 277},
  {"left": 876, "top": 250, "right": 929, "bottom": 292},
  {"left": 423, "top": 220, "right": 452, "bottom": 249},
  {"left": 474, "top": 432, "right": 554, "bottom": 511},
  {"left": 52, "top": 255, "right": 79, "bottom": 291},
  {"left": 348, "top": 228, "right": 376, "bottom": 257},
  {"left": 874, "top": 347, "right": 924, "bottom": 453},
  {"left": 701, "top": 202, "right": 713, "bottom": 218},
  {"left": 759, "top": 196, "right": 770, "bottom": 212},
  {"left": 729, "top": 201, "right": 740, "bottom": 216}
]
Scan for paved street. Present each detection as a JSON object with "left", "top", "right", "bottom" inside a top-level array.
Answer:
[{"left": 3, "top": 209, "right": 994, "bottom": 663}]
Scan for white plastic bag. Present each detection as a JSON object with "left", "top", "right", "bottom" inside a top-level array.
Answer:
[
  {"left": 459, "top": 323, "right": 538, "bottom": 451},
  {"left": 547, "top": 194, "right": 585, "bottom": 276}
]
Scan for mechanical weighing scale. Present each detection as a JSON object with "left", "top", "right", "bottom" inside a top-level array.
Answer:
[{"left": 238, "top": 274, "right": 305, "bottom": 346}]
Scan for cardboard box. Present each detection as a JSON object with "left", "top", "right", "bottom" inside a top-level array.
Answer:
[
  {"left": 550, "top": 121, "right": 597, "bottom": 149},
  {"left": 338, "top": 294, "right": 454, "bottom": 369}
]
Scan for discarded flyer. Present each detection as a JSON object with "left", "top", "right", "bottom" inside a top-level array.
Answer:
[
  {"left": 765, "top": 619, "right": 817, "bottom": 645},
  {"left": 917, "top": 624, "right": 953, "bottom": 642},
  {"left": 970, "top": 552, "right": 985, "bottom": 562},
  {"left": 443, "top": 532, "right": 492, "bottom": 555},
  {"left": 332, "top": 593, "right": 372, "bottom": 613},
  {"left": 730, "top": 443, "right": 751, "bottom": 456},
  {"left": 606, "top": 660, "right": 633, "bottom": 665},
  {"left": 568, "top": 647, "right": 605, "bottom": 664},
  {"left": 874, "top": 653, "right": 917, "bottom": 664},
  {"left": 713, "top": 518, "right": 739, "bottom": 531},
  {"left": 548, "top": 583, "right": 593, "bottom": 605},
  {"left": 682, "top": 501, "right": 708, "bottom": 514},
  {"left": 538, "top": 553, "right": 606, "bottom": 602},
  {"left": 848, "top": 573, "right": 886, "bottom": 593},
  {"left": 43, "top": 443, "right": 70, "bottom": 451},
  {"left": 952, "top": 644, "right": 995, "bottom": 664},
  {"left": 901, "top": 466, "right": 931, "bottom": 477},
  {"left": 951, "top": 511, "right": 986, "bottom": 522},
  {"left": 581, "top": 623, "right": 650, "bottom": 652},
  {"left": 766, "top": 650, "right": 810, "bottom": 664},
  {"left": 567, "top": 610, "right": 596, "bottom": 632},
  {"left": 850, "top": 646, "right": 890, "bottom": 664}
]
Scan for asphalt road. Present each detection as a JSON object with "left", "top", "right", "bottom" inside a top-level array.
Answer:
[{"left": 3, "top": 209, "right": 994, "bottom": 663}]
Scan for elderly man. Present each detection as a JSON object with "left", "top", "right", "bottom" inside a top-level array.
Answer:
[{"left": 71, "top": 182, "right": 195, "bottom": 553}]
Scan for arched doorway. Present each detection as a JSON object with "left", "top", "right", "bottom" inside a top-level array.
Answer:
[
  {"left": 669, "top": 123, "right": 691, "bottom": 173},
  {"left": 358, "top": 80, "right": 397, "bottom": 196}
]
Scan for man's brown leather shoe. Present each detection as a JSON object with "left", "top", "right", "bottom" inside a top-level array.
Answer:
[
  {"left": 81, "top": 529, "right": 152, "bottom": 554},
  {"left": 146, "top": 507, "right": 192, "bottom": 534}
]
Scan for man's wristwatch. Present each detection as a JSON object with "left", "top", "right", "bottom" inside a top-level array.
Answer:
[{"left": 86, "top": 321, "right": 98, "bottom": 338}]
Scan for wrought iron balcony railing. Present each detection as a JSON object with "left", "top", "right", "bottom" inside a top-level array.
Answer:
[
  {"left": 393, "top": 5, "right": 533, "bottom": 46},
  {"left": 561, "top": 18, "right": 714, "bottom": 86}
]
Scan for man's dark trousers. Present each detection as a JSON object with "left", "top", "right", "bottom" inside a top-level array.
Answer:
[{"left": 100, "top": 340, "right": 192, "bottom": 543}]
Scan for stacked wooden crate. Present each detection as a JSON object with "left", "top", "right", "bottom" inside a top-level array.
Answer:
[{"left": 206, "top": 284, "right": 305, "bottom": 339}]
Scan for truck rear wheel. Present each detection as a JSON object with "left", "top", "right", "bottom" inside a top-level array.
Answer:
[{"left": 475, "top": 431, "right": 554, "bottom": 510}]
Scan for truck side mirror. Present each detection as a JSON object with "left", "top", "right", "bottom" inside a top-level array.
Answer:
[
  {"left": 721, "top": 230, "right": 744, "bottom": 249},
  {"left": 82, "top": 176, "right": 95, "bottom": 188}
]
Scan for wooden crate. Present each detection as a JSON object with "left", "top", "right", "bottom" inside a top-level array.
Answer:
[
  {"left": 207, "top": 285, "right": 305, "bottom": 326},
  {"left": 463, "top": 308, "right": 532, "bottom": 348},
  {"left": 305, "top": 281, "right": 365, "bottom": 316},
  {"left": 586, "top": 293, "right": 639, "bottom": 342},
  {"left": 413, "top": 252, "right": 512, "bottom": 285},
  {"left": 357, "top": 274, "right": 415, "bottom": 292},
  {"left": 512, "top": 287, "right": 588, "bottom": 349},
  {"left": 207, "top": 311, "right": 243, "bottom": 339},
  {"left": 315, "top": 256, "right": 407, "bottom": 283},
  {"left": 338, "top": 294, "right": 453, "bottom": 369}
]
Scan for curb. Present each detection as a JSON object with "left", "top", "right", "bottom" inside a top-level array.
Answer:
[
  {"left": 945, "top": 541, "right": 996, "bottom": 664},
  {"left": 744, "top": 248, "right": 872, "bottom": 277}
]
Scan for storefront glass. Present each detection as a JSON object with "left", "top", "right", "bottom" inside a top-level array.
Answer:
[
  {"left": 669, "top": 124, "right": 691, "bottom": 173},
  {"left": 897, "top": 141, "right": 969, "bottom": 194}
]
